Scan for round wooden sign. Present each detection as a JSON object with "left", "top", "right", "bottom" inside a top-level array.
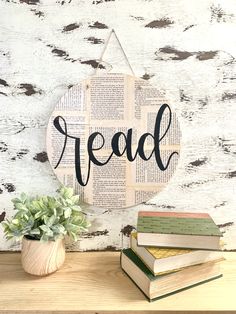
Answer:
[{"left": 47, "top": 73, "right": 181, "bottom": 209}]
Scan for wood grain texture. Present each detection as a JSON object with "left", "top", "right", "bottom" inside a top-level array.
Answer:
[
  {"left": 21, "top": 237, "right": 65, "bottom": 276},
  {"left": 0, "top": 0, "right": 236, "bottom": 251},
  {"left": 0, "top": 251, "right": 235, "bottom": 313}
]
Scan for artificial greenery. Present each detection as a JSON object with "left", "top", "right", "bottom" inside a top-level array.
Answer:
[{"left": 1, "top": 186, "right": 90, "bottom": 242}]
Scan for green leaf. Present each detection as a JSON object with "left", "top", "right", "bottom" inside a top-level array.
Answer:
[
  {"left": 70, "top": 231, "right": 78, "bottom": 241},
  {"left": 3, "top": 186, "right": 90, "bottom": 243},
  {"left": 60, "top": 186, "right": 74, "bottom": 199},
  {"left": 71, "top": 205, "right": 82, "bottom": 212},
  {"left": 20, "top": 193, "right": 27, "bottom": 202},
  {"left": 39, "top": 225, "right": 51, "bottom": 233},
  {"left": 11, "top": 198, "right": 22, "bottom": 205},
  {"left": 46, "top": 215, "right": 57, "bottom": 227},
  {"left": 15, "top": 203, "right": 27, "bottom": 211},
  {"left": 40, "top": 234, "right": 49, "bottom": 242},
  {"left": 64, "top": 207, "right": 72, "bottom": 219},
  {"left": 29, "top": 228, "right": 41, "bottom": 235},
  {"left": 34, "top": 210, "right": 43, "bottom": 219},
  {"left": 71, "top": 195, "right": 80, "bottom": 204}
]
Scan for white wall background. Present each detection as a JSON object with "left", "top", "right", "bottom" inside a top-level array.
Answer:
[{"left": 0, "top": 0, "right": 236, "bottom": 251}]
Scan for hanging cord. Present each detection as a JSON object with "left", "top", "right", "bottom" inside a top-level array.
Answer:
[{"left": 95, "top": 29, "right": 135, "bottom": 76}]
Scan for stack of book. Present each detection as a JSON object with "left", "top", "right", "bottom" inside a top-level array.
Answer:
[{"left": 121, "top": 211, "right": 224, "bottom": 301}]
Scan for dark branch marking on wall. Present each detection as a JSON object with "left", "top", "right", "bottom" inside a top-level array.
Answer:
[
  {"left": 217, "top": 137, "right": 236, "bottom": 155},
  {"left": 1, "top": 79, "right": 42, "bottom": 98},
  {"left": 145, "top": 203, "right": 175, "bottom": 209},
  {"left": 50, "top": 47, "right": 69, "bottom": 58},
  {"left": 181, "top": 179, "right": 212, "bottom": 189},
  {"left": 62, "top": 23, "right": 81, "bottom": 33},
  {"left": 104, "top": 245, "right": 118, "bottom": 251},
  {"left": 18, "top": 83, "right": 42, "bottom": 96},
  {"left": 142, "top": 73, "right": 154, "bottom": 80},
  {"left": 210, "top": 4, "right": 234, "bottom": 23},
  {"left": 102, "top": 209, "right": 111, "bottom": 214},
  {"left": 189, "top": 157, "right": 208, "bottom": 167},
  {"left": 85, "top": 245, "right": 119, "bottom": 252},
  {"left": 20, "top": 0, "right": 40, "bottom": 4},
  {"left": 217, "top": 222, "right": 234, "bottom": 229},
  {"left": 214, "top": 201, "right": 227, "bottom": 208},
  {"left": 0, "top": 119, "right": 25, "bottom": 135},
  {"left": 159, "top": 205, "right": 176, "bottom": 209},
  {"left": 196, "top": 51, "right": 218, "bottom": 61},
  {"left": 16, "top": 121, "right": 26, "bottom": 134},
  {"left": 221, "top": 92, "right": 236, "bottom": 101},
  {"left": 155, "top": 46, "right": 219, "bottom": 61},
  {"left": 179, "top": 89, "right": 192, "bottom": 102},
  {"left": 0, "top": 211, "right": 6, "bottom": 223},
  {"left": 145, "top": 18, "right": 174, "bottom": 28},
  {"left": 0, "top": 188, "right": 3, "bottom": 194},
  {"left": 0, "top": 79, "right": 9, "bottom": 87},
  {"left": 82, "top": 229, "right": 109, "bottom": 238},
  {"left": 217, "top": 221, "right": 234, "bottom": 233},
  {"left": 120, "top": 225, "right": 135, "bottom": 237},
  {"left": 181, "top": 110, "right": 195, "bottom": 121},
  {"left": 85, "top": 37, "right": 104, "bottom": 44},
  {"left": 2, "top": 183, "right": 16, "bottom": 193},
  {"left": 47, "top": 44, "right": 78, "bottom": 62},
  {"left": 11, "top": 149, "right": 29, "bottom": 161},
  {"left": 0, "top": 142, "right": 8, "bottom": 153},
  {"left": 56, "top": 0, "right": 72, "bottom": 4},
  {"left": 156, "top": 47, "right": 193, "bottom": 61},
  {"left": 30, "top": 9, "right": 44, "bottom": 18},
  {"left": 198, "top": 97, "right": 208, "bottom": 109},
  {"left": 183, "top": 24, "right": 196, "bottom": 32},
  {"left": 80, "top": 59, "right": 105, "bottom": 69},
  {"left": 130, "top": 15, "right": 144, "bottom": 21},
  {"left": 225, "top": 170, "right": 236, "bottom": 178},
  {"left": 92, "top": 0, "right": 115, "bottom": 4},
  {"left": 33, "top": 151, "right": 48, "bottom": 163},
  {"left": 89, "top": 21, "right": 108, "bottom": 29},
  {"left": 0, "top": 92, "right": 7, "bottom": 96}
]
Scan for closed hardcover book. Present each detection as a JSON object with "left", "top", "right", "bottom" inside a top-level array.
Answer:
[
  {"left": 137, "top": 211, "right": 223, "bottom": 250},
  {"left": 131, "top": 232, "right": 223, "bottom": 275},
  {"left": 121, "top": 248, "right": 223, "bottom": 301}
]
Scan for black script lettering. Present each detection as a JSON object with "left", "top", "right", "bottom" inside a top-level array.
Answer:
[
  {"left": 53, "top": 104, "right": 179, "bottom": 186},
  {"left": 88, "top": 132, "right": 113, "bottom": 166}
]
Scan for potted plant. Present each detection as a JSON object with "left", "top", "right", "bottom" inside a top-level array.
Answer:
[{"left": 1, "top": 186, "right": 90, "bottom": 276}]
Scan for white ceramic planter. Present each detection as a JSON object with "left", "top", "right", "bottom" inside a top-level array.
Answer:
[{"left": 21, "top": 237, "right": 65, "bottom": 276}]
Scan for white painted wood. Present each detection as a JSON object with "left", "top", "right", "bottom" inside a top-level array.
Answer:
[{"left": 0, "top": 0, "right": 236, "bottom": 251}]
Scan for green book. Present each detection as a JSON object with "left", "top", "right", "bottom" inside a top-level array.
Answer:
[
  {"left": 121, "top": 248, "right": 222, "bottom": 301},
  {"left": 137, "top": 211, "right": 223, "bottom": 250}
]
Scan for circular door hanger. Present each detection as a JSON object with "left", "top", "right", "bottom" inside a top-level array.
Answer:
[{"left": 47, "top": 73, "right": 181, "bottom": 209}]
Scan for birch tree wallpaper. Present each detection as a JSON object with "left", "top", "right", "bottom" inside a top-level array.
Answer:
[{"left": 0, "top": 0, "right": 236, "bottom": 252}]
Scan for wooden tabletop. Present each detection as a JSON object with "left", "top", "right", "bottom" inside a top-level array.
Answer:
[{"left": 0, "top": 251, "right": 235, "bottom": 313}]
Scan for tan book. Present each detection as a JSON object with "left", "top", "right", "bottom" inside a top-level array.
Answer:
[
  {"left": 131, "top": 233, "right": 223, "bottom": 275},
  {"left": 121, "top": 248, "right": 223, "bottom": 301},
  {"left": 137, "top": 211, "right": 223, "bottom": 249}
]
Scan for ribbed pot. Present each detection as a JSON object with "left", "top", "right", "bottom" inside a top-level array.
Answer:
[{"left": 21, "top": 237, "right": 65, "bottom": 276}]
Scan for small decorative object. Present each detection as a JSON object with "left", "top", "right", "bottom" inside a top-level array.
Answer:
[
  {"left": 46, "top": 73, "right": 181, "bottom": 209},
  {"left": 1, "top": 186, "right": 90, "bottom": 276}
]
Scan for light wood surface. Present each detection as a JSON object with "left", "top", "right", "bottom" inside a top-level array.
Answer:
[{"left": 0, "top": 251, "right": 235, "bottom": 313}]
